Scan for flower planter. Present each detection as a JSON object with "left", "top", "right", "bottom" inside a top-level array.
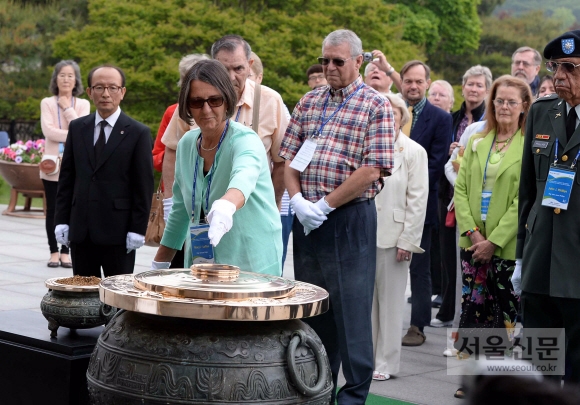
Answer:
[{"left": 0, "top": 160, "right": 46, "bottom": 218}]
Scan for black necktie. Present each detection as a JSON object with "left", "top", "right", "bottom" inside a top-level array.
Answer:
[
  {"left": 566, "top": 107, "right": 578, "bottom": 141},
  {"left": 95, "top": 120, "right": 107, "bottom": 161}
]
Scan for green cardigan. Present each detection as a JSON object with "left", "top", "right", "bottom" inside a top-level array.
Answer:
[
  {"left": 454, "top": 129, "right": 524, "bottom": 260},
  {"left": 161, "top": 121, "right": 283, "bottom": 275}
]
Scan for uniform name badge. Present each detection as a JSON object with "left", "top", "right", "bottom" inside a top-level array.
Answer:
[
  {"left": 542, "top": 165, "right": 575, "bottom": 210},
  {"left": 190, "top": 223, "right": 214, "bottom": 264},
  {"left": 481, "top": 191, "right": 492, "bottom": 221},
  {"left": 289, "top": 138, "right": 317, "bottom": 172}
]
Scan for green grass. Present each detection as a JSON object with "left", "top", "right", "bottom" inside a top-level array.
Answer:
[
  {"left": 366, "top": 392, "right": 413, "bottom": 404},
  {"left": 0, "top": 176, "right": 44, "bottom": 207}
]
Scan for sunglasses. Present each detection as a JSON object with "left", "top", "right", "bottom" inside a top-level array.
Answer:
[
  {"left": 187, "top": 96, "right": 224, "bottom": 109},
  {"left": 317, "top": 57, "right": 353, "bottom": 67},
  {"left": 546, "top": 61, "right": 580, "bottom": 74}
]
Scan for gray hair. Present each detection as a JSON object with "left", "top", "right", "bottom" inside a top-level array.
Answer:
[
  {"left": 384, "top": 93, "right": 410, "bottom": 129},
  {"left": 512, "top": 46, "right": 542, "bottom": 66},
  {"left": 322, "top": 29, "right": 363, "bottom": 57},
  {"left": 178, "top": 54, "right": 210, "bottom": 86},
  {"left": 211, "top": 35, "right": 251, "bottom": 60},
  {"left": 429, "top": 80, "right": 455, "bottom": 106},
  {"left": 462, "top": 65, "right": 493, "bottom": 90},
  {"left": 364, "top": 61, "right": 378, "bottom": 77},
  {"left": 49, "top": 60, "right": 84, "bottom": 96},
  {"left": 177, "top": 60, "right": 238, "bottom": 125}
]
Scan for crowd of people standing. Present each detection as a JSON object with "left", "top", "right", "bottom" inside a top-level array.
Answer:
[{"left": 39, "top": 25, "right": 580, "bottom": 404}]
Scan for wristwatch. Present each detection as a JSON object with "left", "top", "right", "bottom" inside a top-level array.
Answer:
[{"left": 386, "top": 66, "right": 395, "bottom": 77}]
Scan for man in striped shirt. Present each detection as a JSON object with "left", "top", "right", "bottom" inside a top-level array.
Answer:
[{"left": 279, "top": 29, "right": 395, "bottom": 405}]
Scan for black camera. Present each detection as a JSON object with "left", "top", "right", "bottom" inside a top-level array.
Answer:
[{"left": 363, "top": 52, "right": 373, "bottom": 62}]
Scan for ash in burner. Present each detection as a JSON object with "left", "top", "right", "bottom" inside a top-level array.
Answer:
[{"left": 56, "top": 275, "right": 101, "bottom": 286}]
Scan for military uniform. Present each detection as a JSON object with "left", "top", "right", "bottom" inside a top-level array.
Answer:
[{"left": 517, "top": 29, "right": 580, "bottom": 382}]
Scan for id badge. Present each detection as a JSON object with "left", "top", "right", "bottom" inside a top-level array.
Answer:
[
  {"left": 289, "top": 138, "right": 317, "bottom": 172},
  {"left": 542, "top": 165, "right": 576, "bottom": 210},
  {"left": 190, "top": 223, "right": 214, "bottom": 264},
  {"left": 481, "top": 191, "right": 492, "bottom": 221}
]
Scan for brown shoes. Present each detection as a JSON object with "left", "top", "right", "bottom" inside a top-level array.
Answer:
[{"left": 402, "top": 325, "right": 426, "bottom": 346}]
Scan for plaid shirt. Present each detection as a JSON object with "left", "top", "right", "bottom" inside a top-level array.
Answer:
[
  {"left": 408, "top": 97, "right": 426, "bottom": 134},
  {"left": 280, "top": 76, "right": 395, "bottom": 202}
]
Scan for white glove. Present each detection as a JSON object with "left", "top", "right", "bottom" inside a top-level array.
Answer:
[
  {"left": 151, "top": 260, "right": 171, "bottom": 270},
  {"left": 512, "top": 259, "right": 522, "bottom": 296},
  {"left": 314, "top": 197, "right": 335, "bottom": 216},
  {"left": 290, "top": 193, "right": 327, "bottom": 234},
  {"left": 126, "top": 232, "right": 145, "bottom": 253},
  {"left": 162, "top": 197, "right": 173, "bottom": 222},
  {"left": 207, "top": 199, "right": 236, "bottom": 247},
  {"left": 55, "top": 224, "right": 69, "bottom": 246}
]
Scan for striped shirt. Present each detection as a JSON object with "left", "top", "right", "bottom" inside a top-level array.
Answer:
[{"left": 280, "top": 76, "right": 395, "bottom": 202}]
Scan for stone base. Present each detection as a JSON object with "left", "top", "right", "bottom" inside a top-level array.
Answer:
[{"left": 0, "top": 310, "right": 103, "bottom": 405}]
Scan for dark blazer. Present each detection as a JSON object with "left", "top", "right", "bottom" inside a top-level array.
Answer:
[
  {"left": 55, "top": 111, "right": 154, "bottom": 246},
  {"left": 410, "top": 100, "right": 453, "bottom": 226},
  {"left": 517, "top": 94, "right": 580, "bottom": 299}
]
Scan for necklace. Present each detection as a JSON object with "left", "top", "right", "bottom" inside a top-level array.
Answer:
[
  {"left": 489, "top": 132, "right": 517, "bottom": 164},
  {"left": 200, "top": 140, "right": 219, "bottom": 151}
]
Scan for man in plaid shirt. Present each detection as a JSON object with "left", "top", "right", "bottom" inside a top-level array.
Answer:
[{"left": 279, "top": 29, "right": 395, "bottom": 405}]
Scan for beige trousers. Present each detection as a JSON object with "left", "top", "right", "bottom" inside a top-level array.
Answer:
[{"left": 371, "top": 247, "right": 409, "bottom": 375}]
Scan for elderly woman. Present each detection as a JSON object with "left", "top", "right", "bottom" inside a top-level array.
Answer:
[
  {"left": 453, "top": 75, "right": 532, "bottom": 398},
  {"left": 431, "top": 65, "right": 493, "bottom": 329},
  {"left": 152, "top": 60, "right": 282, "bottom": 274},
  {"left": 371, "top": 93, "right": 428, "bottom": 381},
  {"left": 428, "top": 80, "right": 455, "bottom": 113},
  {"left": 40, "top": 60, "right": 90, "bottom": 268}
]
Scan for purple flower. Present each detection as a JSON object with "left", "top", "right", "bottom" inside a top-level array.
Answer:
[{"left": 14, "top": 156, "right": 23, "bottom": 164}]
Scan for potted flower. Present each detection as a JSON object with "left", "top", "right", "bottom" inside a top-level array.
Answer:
[{"left": 0, "top": 139, "right": 45, "bottom": 190}]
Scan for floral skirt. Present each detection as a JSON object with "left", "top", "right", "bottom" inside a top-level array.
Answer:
[{"left": 460, "top": 249, "right": 519, "bottom": 334}]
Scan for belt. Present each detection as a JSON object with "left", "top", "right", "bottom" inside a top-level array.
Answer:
[{"left": 337, "top": 198, "right": 374, "bottom": 210}]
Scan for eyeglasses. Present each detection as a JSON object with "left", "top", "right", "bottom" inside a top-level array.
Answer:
[
  {"left": 493, "top": 99, "right": 522, "bottom": 108},
  {"left": 546, "top": 61, "right": 580, "bottom": 74},
  {"left": 318, "top": 57, "right": 353, "bottom": 67},
  {"left": 91, "top": 85, "right": 122, "bottom": 94},
  {"left": 308, "top": 73, "right": 325, "bottom": 82},
  {"left": 187, "top": 96, "right": 224, "bottom": 109},
  {"left": 429, "top": 92, "right": 449, "bottom": 98},
  {"left": 512, "top": 60, "right": 536, "bottom": 68}
]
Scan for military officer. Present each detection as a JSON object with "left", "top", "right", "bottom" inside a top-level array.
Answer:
[{"left": 514, "top": 29, "right": 580, "bottom": 382}]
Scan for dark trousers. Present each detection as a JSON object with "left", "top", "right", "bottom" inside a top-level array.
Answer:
[
  {"left": 70, "top": 237, "right": 135, "bottom": 278},
  {"left": 281, "top": 209, "right": 294, "bottom": 269},
  {"left": 521, "top": 292, "right": 580, "bottom": 383},
  {"left": 430, "top": 225, "right": 441, "bottom": 296},
  {"left": 293, "top": 200, "right": 376, "bottom": 405},
  {"left": 436, "top": 197, "right": 457, "bottom": 322},
  {"left": 42, "top": 180, "right": 69, "bottom": 255},
  {"left": 410, "top": 224, "right": 432, "bottom": 328}
]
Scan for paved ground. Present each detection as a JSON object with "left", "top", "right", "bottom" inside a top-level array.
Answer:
[{"left": 0, "top": 205, "right": 465, "bottom": 405}]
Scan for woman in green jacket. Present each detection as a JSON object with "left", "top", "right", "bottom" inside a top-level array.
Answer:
[{"left": 454, "top": 75, "right": 532, "bottom": 377}]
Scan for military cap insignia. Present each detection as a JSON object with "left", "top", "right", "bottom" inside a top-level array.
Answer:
[{"left": 562, "top": 38, "right": 575, "bottom": 55}]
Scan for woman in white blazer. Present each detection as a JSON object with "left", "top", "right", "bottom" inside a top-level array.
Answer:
[{"left": 372, "top": 93, "right": 429, "bottom": 381}]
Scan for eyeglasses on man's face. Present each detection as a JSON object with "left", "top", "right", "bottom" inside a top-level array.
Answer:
[
  {"left": 187, "top": 96, "right": 224, "bottom": 110},
  {"left": 493, "top": 99, "right": 522, "bottom": 108},
  {"left": 546, "top": 60, "right": 580, "bottom": 74},
  {"left": 318, "top": 57, "right": 353, "bottom": 67},
  {"left": 91, "top": 85, "right": 122, "bottom": 94},
  {"left": 308, "top": 73, "right": 325, "bottom": 82},
  {"left": 512, "top": 60, "right": 536, "bottom": 69}
]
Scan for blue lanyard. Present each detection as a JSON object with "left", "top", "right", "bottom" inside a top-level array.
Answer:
[
  {"left": 191, "top": 121, "right": 230, "bottom": 222},
  {"left": 483, "top": 135, "right": 495, "bottom": 187},
  {"left": 316, "top": 84, "right": 364, "bottom": 136},
  {"left": 553, "top": 141, "right": 580, "bottom": 169},
  {"left": 234, "top": 107, "right": 241, "bottom": 123}
]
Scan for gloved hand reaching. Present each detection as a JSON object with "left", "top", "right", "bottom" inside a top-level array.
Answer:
[
  {"left": 126, "top": 232, "right": 145, "bottom": 253},
  {"left": 55, "top": 224, "right": 69, "bottom": 246},
  {"left": 207, "top": 199, "right": 237, "bottom": 247}
]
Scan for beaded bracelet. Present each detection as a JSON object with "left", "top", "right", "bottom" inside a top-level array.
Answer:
[{"left": 466, "top": 226, "right": 480, "bottom": 236}]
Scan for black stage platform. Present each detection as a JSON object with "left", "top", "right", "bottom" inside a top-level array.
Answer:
[{"left": 0, "top": 309, "right": 103, "bottom": 405}]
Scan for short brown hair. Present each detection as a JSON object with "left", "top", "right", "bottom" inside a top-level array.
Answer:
[
  {"left": 400, "top": 60, "right": 430, "bottom": 80},
  {"left": 306, "top": 64, "right": 323, "bottom": 78}
]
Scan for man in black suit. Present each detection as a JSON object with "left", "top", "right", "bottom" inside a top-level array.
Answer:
[
  {"left": 55, "top": 65, "right": 153, "bottom": 277},
  {"left": 398, "top": 60, "right": 453, "bottom": 346}
]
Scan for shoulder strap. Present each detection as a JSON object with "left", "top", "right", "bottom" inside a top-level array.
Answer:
[{"left": 252, "top": 84, "right": 261, "bottom": 133}]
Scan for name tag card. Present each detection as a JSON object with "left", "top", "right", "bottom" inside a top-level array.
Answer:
[
  {"left": 190, "top": 223, "right": 214, "bottom": 264},
  {"left": 481, "top": 191, "right": 492, "bottom": 221},
  {"left": 289, "top": 138, "right": 317, "bottom": 172},
  {"left": 542, "top": 166, "right": 575, "bottom": 210}
]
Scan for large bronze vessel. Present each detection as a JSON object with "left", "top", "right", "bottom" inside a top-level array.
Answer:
[{"left": 87, "top": 265, "right": 332, "bottom": 404}]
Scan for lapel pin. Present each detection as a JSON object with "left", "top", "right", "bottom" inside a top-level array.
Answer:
[
  {"left": 555, "top": 112, "right": 562, "bottom": 118},
  {"left": 558, "top": 101, "right": 562, "bottom": 106}
]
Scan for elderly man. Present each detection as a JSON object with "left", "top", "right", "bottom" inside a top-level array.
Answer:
[
  {"left": 515, "top": 30, "right": 580, "bottom": 382},
  {"left": 280, "top": 29, "right": 394, "bottom": 404},
  {"left": 161, "top": 35, "right": 288, "bottom": 213},
  {"left": 55, "top": 65, "right": 153, "bottom": 277},
  {"left": 364, "top": 60, "right": 393, "bottom": 93},
  {"left": 398, "top": 60, "right": 453, "bottom": 346},
  {"left": 511, "top": 46, "right": 542, "bottom": 95},
  {"left": 306, "top": 64, "right": 327, "bottom": 89}
]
